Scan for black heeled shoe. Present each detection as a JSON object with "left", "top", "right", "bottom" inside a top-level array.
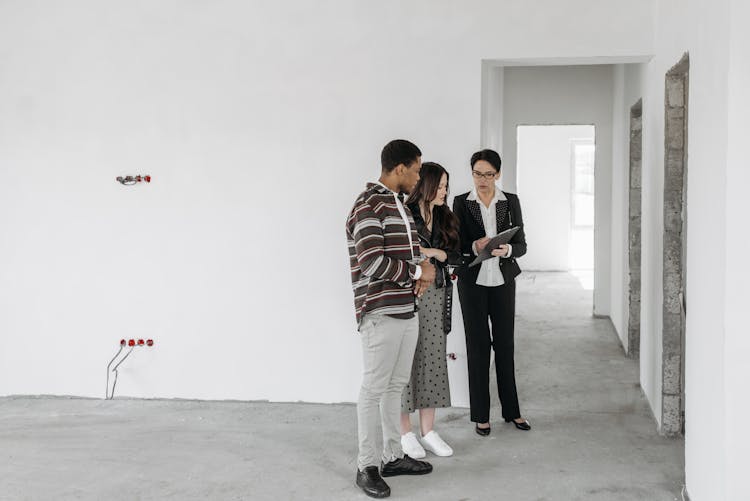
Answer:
[
  {"left": 505, "top": 418, "right": 531, "bottom": 431},
  {"left": 475, "top": 423, "right": 491, "bottom": 436}
]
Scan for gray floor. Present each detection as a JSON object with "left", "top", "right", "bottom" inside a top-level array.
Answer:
[{"left": 0, "top": 272, "right": 684, "bottom": 501}]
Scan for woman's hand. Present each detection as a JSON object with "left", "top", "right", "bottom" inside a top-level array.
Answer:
[
  {"left": 419, "top": 246, "right": 434, "bottom": 258},
  {"left": 491, "top": 244, "right": 510, "bottom": 257},
  {"left": 420, "top": 246, "right": 448, "bottom": 262},
  {"left": 475, "top": 237, "right": 490, "bottom": 252}
]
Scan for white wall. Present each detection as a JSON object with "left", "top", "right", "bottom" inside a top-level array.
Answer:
[
  {"left": 603, "top": 1, "right": 730, "bottom": 497},
  {"left": 481, "top": 64, "right": 504, "bottom": 154},
  {"left": 0, "top": 1, "right": 655, "bottom": 404},
  {"left": 501, "top": 65, "right": 614, "bottom": 315},
  {"left": 7, "top": 1, "right": 750, "bottom": 498},
  {"left": 516, "top": 125, "right": 594, "bottom": 271},
  {"left": 603, "top": 0, "right": 748, "bottom": 498},
  {"left": 723, "top": 1, "right": 750, "bottom": 499},
  {"left": 644, "top": 2, "right": 731, "bottom": 499},
  {"left": 609, "top": 63, "right": 646, "bottom": 353}
]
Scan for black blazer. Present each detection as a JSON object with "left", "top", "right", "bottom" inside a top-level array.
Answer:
[
  {"left": 406, "top": 202, "right": 461, "bottom": 288},
  {"left": 452, "top": 191, "right": 527, "bottom": 285},
  {"left": 407, "top": 202, "right": 461, "bottom": 334}
]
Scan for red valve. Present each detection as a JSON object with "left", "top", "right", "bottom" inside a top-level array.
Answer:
[
  {"left": 128, "top": 339, "right": 135, "bottom": 347},
  {"left": 116, "top": 175, "right": 152, "bottom": 185},
  {"left": 146, "top": 339, "right": 154, "bottom": 346},
  {"left": 137, "top": 339, "right": 145, "bottom": 346},
  {"left": 450, "top": 274, "right": 457, "bottom": 281},
  {"left": 120, "top": 339, "right": 126, "bottom": 346}
]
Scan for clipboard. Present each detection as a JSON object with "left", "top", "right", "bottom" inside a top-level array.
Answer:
[{"left": 468, "top": 226, "right": 520, "bottom": 267}]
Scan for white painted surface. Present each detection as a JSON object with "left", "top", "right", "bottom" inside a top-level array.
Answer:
[
  {"left": 481, "top": 64, "right": 504, "bottom": 154},
  {"left": 501, "top": 65, "right": 614, "bottom": 315},
  {"left": 1, "top": 0, "right": 748, "bottom": 498},
  {"left": 723, "top": 1, "right": 750, "bottom": 499},
  {"left": 611, "top": 1, "right": 747, "bottom": 499},
  {"left": 610, "top": 65, "right": 628, "bottom": 350},
  {"left": 609, "top": 63, "right": 646, "bottom": 353},
  {"left": 516, "top": 125, "right": 595, "bottom": 271},
  {"left": 640, "top": 2, "right": 732, "bottom": 499},
  {"left": 0, "top": 2, "right": 653, "bottom": 403}
]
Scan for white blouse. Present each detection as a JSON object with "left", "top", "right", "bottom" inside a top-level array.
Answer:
[{"left": 469, "top": 186, "right": 513, "bottom": 287}]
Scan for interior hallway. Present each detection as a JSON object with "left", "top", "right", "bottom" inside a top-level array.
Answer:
[{"left": 0, "top": 273, "right": 683, "bottom": 500}]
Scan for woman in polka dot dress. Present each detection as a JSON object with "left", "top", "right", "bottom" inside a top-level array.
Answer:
[{"left": 400, "top": 162, "right": 461, "bottom": 458}]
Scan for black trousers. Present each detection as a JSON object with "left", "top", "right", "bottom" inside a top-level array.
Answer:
[{"left": 457, "top": 278, "right": 520, "bottom": 423}]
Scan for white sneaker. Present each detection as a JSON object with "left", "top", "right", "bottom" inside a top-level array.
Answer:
[
  {"left": 400, "top": 432, "right": 426, "bottom": 459},
  {"left": 419, "top": 430, "right": 453, "bottom": 457}
]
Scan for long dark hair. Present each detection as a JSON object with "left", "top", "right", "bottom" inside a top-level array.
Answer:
[{"left": 407, "top": 162, "right": 459, "bottom": 251}]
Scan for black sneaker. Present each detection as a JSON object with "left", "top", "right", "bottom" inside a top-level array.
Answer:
[
  {"left": 381, "top": 455, "right": 433, "bottom": 477},
  {"left": 356, "top": 466, "right": 391, "bottom": 498}
]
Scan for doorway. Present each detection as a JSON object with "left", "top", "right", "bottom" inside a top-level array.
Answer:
[
  {"left": 628, "top": 99, "right": 643, "bottom": 359},
  {"left": 661, "top": 53, "right": 689, "bottom": 436},
  {"left": 516, "top": 125, "right": 596, "bottom": 290}
]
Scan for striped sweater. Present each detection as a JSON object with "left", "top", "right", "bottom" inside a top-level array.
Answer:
[{"left": 346, "top": 183, "right": 420, "bottom": 326}]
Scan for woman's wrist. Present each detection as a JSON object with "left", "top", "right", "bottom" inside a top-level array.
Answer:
[{"left": 434, "top": 249, "right": 448, "bottom": 262}]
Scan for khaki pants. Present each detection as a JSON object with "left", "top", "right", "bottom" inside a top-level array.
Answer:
[{"left": 357, "top": 314, "right": 419, "bottom": 470}]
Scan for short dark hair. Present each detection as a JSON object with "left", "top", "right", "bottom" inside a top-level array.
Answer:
[
  {"left": 381, "top": 139, "right": 422, "bottom": 173},
  {"left": 470, "top": 149, "right": 502, "bottom": 172}
]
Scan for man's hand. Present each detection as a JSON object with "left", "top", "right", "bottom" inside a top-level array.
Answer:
[
  {"left": 418, "top": 260, "right": 436, "bottom": 282},
  {"left": 491, "top": 244, "right": 510, "bottom": 257},
  {"left": 414, "top": 261, "right": 436, "bottom": 297},
  {"left": 475, "top": 237, "right": 490, "bottom": 252}
]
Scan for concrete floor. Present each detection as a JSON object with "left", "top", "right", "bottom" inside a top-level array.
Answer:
[{"left": 0, "top": 272, "right": 684, "bottom": 501}]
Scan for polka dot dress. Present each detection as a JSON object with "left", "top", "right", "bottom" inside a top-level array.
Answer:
[{"left": 401, "top": 282, "right": 451, "bottom": 413}]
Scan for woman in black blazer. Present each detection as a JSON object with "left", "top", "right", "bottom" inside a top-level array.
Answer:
[
  {"left": 400, "top": 162, "right": 462, "bottom": 458},
  {"left": 452, "top": 149, "right": 530, "bottom": 436}
]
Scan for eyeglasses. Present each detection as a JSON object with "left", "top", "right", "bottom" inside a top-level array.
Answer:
[{"left": 472, "top": 170, "right": 497, "bottom": 179}]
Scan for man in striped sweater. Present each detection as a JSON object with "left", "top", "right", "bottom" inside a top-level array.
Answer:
[{"left": 346, "top": 139, "right": 436, "bottom": 498}]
